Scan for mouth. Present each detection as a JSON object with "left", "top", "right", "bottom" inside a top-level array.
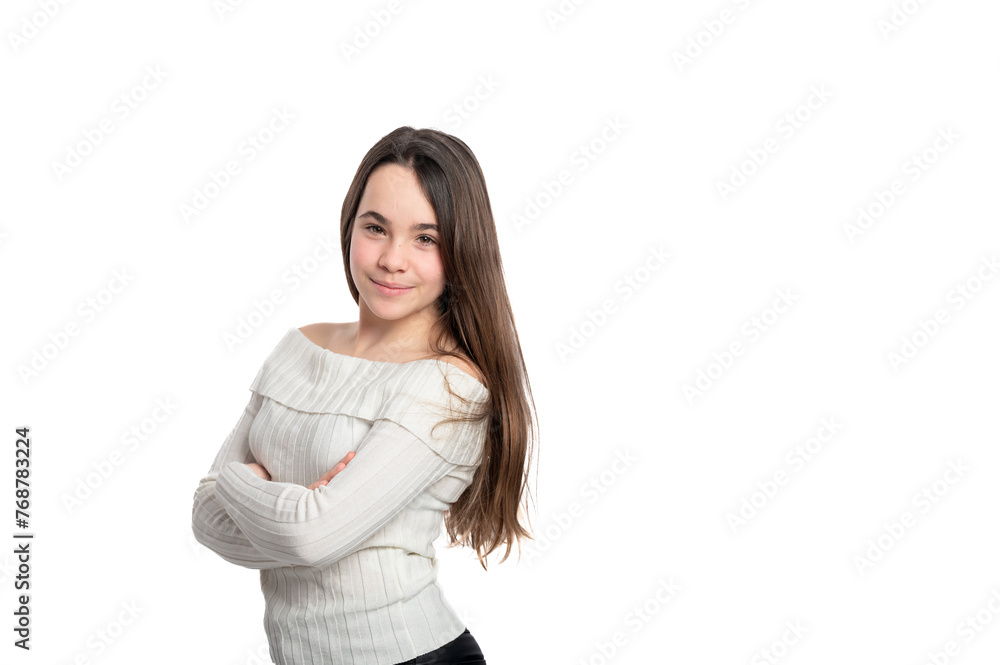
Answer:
[{"left": 370, "top": 278, "right": 413, "bottom": 296}]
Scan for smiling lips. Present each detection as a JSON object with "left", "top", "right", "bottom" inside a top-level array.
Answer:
[{"left": 370, "top": 278, "right": 412, "bottom": 296}]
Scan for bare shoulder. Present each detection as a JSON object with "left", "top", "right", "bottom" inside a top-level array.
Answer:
[
  {"left": 298, "top": 322, "right": 350, "bottom": 348},
  {"left": 298, "top": 322, "right": 484, "bottom": 383},
  {"left": 437, "top": 352, "right": 485, "bottom": 385}
]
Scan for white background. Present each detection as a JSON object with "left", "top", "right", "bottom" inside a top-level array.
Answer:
[{"left": 3, "top": 1, "right": 1000, "bottom": 663}]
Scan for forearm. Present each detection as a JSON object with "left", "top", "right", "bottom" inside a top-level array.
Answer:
[
  {"left": 191, "top": 390, "right": 290, "bottom": 569},
  {"left": 213, "top": 420, "right": 459, "bottom": 569},
  {"left": 192, "top": 476, "right": 291, "bottom": 569}
]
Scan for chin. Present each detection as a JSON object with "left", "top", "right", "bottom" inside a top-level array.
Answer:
[{"left": 363, "top": 296, "right": 412, "bottom": 317}]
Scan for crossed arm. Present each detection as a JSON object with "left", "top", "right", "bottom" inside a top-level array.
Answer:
[
  {"left": 244, "top": 452, "right": 354, "bottom": 490},
  {"left": 192, "top": 391, "right": 470, "bottom": 570},
  {"left": 192, "top": 391, "right": 292, "bottom": 569}
]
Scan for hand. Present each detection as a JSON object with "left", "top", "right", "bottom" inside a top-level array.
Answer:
[
  {"left": 307, "top": 452, "right": 356, "bottom": 490},
  {"left": 246, "top": 463, "right": 271, "bottom": 481}
]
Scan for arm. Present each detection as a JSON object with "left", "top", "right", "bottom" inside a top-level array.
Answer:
[
  {"left": 212, "top": 417, "right": 472, "bottom": 569},
  {"left": 191, "top": 391, "right": 290, "bottom": 569}
]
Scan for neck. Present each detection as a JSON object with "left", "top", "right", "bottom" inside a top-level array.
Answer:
[{"left": 350, "top": 302, "right": 444, "bottom": 362}]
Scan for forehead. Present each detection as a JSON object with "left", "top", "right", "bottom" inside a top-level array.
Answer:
[
  {"left": 355, "top": 164, "right": 437, "bottom": 230},
  {"left": 359, "top": 164, "right": 433, "bottom": 210}
]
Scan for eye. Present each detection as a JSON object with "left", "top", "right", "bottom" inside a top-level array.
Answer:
[
  {"left": 417, "top": 235, "right": 437, "bottom": 246},
  {"left": 364, "top": 224, "right": 385, "bottom": 235}
]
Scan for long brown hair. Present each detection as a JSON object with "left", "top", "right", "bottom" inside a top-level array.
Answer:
[{"left": 339, "top": 126, "right": 537, "bottom": 569}]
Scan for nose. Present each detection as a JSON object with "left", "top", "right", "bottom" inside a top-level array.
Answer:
[{"left": 378, "top": 240, "right": 408, "bottom": 272}]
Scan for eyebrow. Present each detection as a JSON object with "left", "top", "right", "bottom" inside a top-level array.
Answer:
[{"left": 357, "top": 210, "right": 438, "bottom": 233}]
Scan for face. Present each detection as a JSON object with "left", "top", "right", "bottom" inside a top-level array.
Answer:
[{"left": 349, "top": 163, "right": 446, "bottom": 327}]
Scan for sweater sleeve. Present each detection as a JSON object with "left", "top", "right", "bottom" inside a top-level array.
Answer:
[
  {"left": 191, "top": 390, "right": 289, "bottom": 569},
  {"left": 212, "top": 414, "right": 486, "bottom": 569}
]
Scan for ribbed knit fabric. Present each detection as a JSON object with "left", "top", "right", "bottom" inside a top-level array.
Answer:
[{"left": 191, "top": 327, "right": 489, "bottom": 665}]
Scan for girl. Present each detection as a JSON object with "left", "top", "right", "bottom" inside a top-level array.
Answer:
[{"left": 192, "top": 126, "right": 537, "bottom": 665}]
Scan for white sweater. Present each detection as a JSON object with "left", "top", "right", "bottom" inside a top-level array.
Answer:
[{"left": 191, "top": 327, "right": 489, "bottom": 665}]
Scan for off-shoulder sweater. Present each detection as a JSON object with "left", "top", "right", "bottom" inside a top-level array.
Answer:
[{"left": 191, "top": 327, "right": 489, "bottom": 665}]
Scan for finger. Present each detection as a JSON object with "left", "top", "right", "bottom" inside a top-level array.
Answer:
[
  {"left": 308, "top": 452, "right": 357, "bottom": 489},
  {"left": 315, "top": 463, "right": 345, "bottom": 485}
]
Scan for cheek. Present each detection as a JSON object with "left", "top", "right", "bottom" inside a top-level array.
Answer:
[
  {"left": 349, "top": 237, "right": 369, "bottom": 273},
  {"left": 420, "top": 256, "right": 446, "bottom": 287},
  {"left": 348, "top": 245, "right": 369, "bottom": 290}
]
